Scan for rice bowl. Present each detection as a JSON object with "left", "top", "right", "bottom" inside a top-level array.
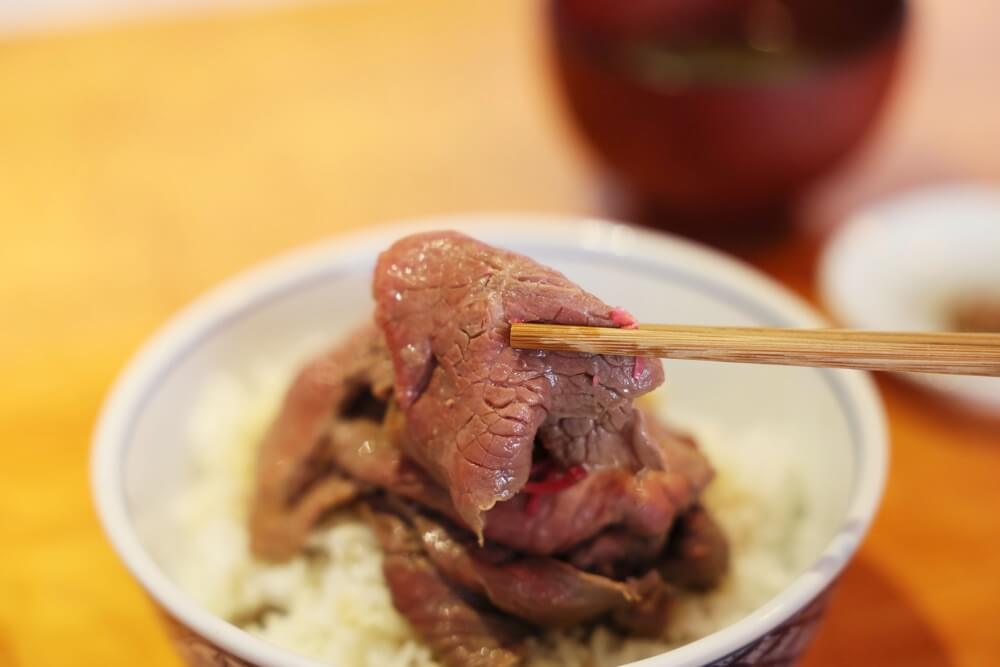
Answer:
[{"left": 92, "top": 215, "right": 887, "bottom": 667}]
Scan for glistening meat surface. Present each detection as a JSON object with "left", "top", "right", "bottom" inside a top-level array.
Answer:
[
  {"left": 408, "top": 512, "right": 646, "bottom": 629},
  {"left": 248, "top": 231, "right": 729, "bottom": 667},
  {"left": 366, "top": 506, "right": 526, "bottom": 667},
  {"left": 249, "top": 329, "right": 392, "bottom": 561},
  {"left": 374, "top": 231, "right": 664, "bottom": 535}
]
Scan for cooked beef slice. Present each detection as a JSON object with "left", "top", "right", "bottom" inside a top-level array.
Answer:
[
  {"left": 250, "top": 472, "right": 359, "bottom": 562},
  {"left": 250, "top": 328, "right": 470, "bottom": 561},
  {"left": 472, "top": 557, "right": 642, "bottom": 629},
  {"left": 325, "top": 400, "right": 459, "bottom": 519},
  {"left": 610, "top": 571, "right": 676, "bottom": 639},
  {"left": 409, "top": 513, "right": 644, "bottom": 629},
  {"left": 366, "top": 507, "right": 527, "bottom": 667},
  {"left": 482, "top": 465, "right": 704, "bottom": 556},
  {"left": 659, "top": 505, "right": 731, "bottom": 591},
  {"left": 566, "top": 529, "right": 668, "bottom": 580},
  {"left": 537, "top": 402, "right": 644, "bottom": 469},
  {"left": 250, "top": 327, "right": 392, "bottom": 560},
  {"left": 248, "top": 232, "right": 729, "bottom": 666},
  {"left": 373, "top": 231, "right": 664, "bottom": 535},
  {"left": 482, "top": 412, "right": 713, "bottom": 555},
  {"left": 410, "top": 512, "right": 505, "bottom": 593}
]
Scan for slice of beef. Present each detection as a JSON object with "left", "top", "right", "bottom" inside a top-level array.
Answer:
[
  {"left": 481, "top": 410, "right": 713, "bottom": 556},
  {"left": 249, "top": 326, "right": 394, "bottom": 560},
  {"left": 610, "top": 571, "right": 675, "bottom": 639},
  {"left": 373, "top": 231, "right": 665, "bottom": 535},
  {"left": 248, "top": 231, "right": 729, "bottom": 667},
  {"left": 566, "top": 529, "right": 667, "bottom": 580},
  {"left": 482, "top": 458, "right": 710, "bottom": 556},
  {"left": 366, "top": 507, "right": 527, "bottom": 667},
  {"left": 250, "top": 471, "right": 360, "bottom": 562},
  {"left": 537, "top": 402, "right": 642, "bottom": 470},
  {"left": 409, "top": 512, "right": 506, "bottom": 593},
  {"left": 473, "top": 557, "right": 642, "bottom": 629},
  {"left": 325, "top": 401, "right": 459, "bottom": 519},
  {"left": 409, "top": 513, "right": 643, "bottom": 629},
  {"left": 629, "top": 411, "right": 711, "bottom": 476},
  {"left": 659, "top": 505, "right": 730, "bottom": 591}
]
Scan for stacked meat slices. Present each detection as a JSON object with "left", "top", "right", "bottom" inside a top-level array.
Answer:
[{"left": 249, "top": 232, "right": 728, "bottom": 666}]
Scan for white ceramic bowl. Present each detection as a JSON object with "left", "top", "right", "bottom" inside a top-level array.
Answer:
[
  {"left": 92, "top": 215, "right": 887, "bottom": 667},
  {"left": 820, "top": 184, "right": 1000, "bottom": 413}
]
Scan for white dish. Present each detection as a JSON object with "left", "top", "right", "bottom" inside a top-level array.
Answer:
[
  {"left": 819, "top": 184, "right": 1000, "bottom": 412},
  {"left": 92, "top": 214, "right": 887, "bottom": 667}
]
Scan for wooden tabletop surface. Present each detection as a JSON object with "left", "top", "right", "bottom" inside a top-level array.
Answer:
[{"left": 1, "top": 1, "right": 998, "bottom": 665}]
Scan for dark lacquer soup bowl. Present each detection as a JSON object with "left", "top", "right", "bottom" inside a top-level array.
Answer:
[
  {"left": 548, "top": 0, "right": 906, "bottom": 231},
  {"left": 93, "top": 215, "right": 887, "bottom": 667}
]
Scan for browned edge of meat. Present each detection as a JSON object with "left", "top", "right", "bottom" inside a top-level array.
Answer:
[
  {"left": 659, "top": 505, "right": 730, "bottom": 591},
  {"left": 364, "top": 504, "right": 528, "bottom": 667}
]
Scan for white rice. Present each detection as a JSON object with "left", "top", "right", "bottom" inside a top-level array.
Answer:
[{"left": 165, "top": 359, "right": 821, "bottom": 667}]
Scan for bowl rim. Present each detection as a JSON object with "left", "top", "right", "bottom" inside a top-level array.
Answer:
[{"left": 92, "top": 213, "right": 888, "bottom": 667}]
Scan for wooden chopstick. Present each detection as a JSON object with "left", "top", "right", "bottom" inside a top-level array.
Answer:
[{"left": 509, "top": 323, "right": 1000, "bottom": 376}]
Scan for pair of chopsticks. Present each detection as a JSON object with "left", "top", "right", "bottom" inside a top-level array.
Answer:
[{"left": 509, "top": 323, "right": 1000, "bottom": 376}]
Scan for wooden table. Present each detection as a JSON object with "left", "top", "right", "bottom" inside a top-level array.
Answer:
[{"left": 1, "top": 1, "right": 997, "bottom": 665}]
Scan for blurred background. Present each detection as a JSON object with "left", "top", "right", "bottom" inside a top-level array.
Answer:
[{"left": 1, "top": 0, "right": 998, "bottom": 665}]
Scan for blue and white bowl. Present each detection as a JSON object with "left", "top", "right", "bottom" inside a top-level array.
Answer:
[{"left": 92, "top": 215, "right": 888, "bottom": 667}]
